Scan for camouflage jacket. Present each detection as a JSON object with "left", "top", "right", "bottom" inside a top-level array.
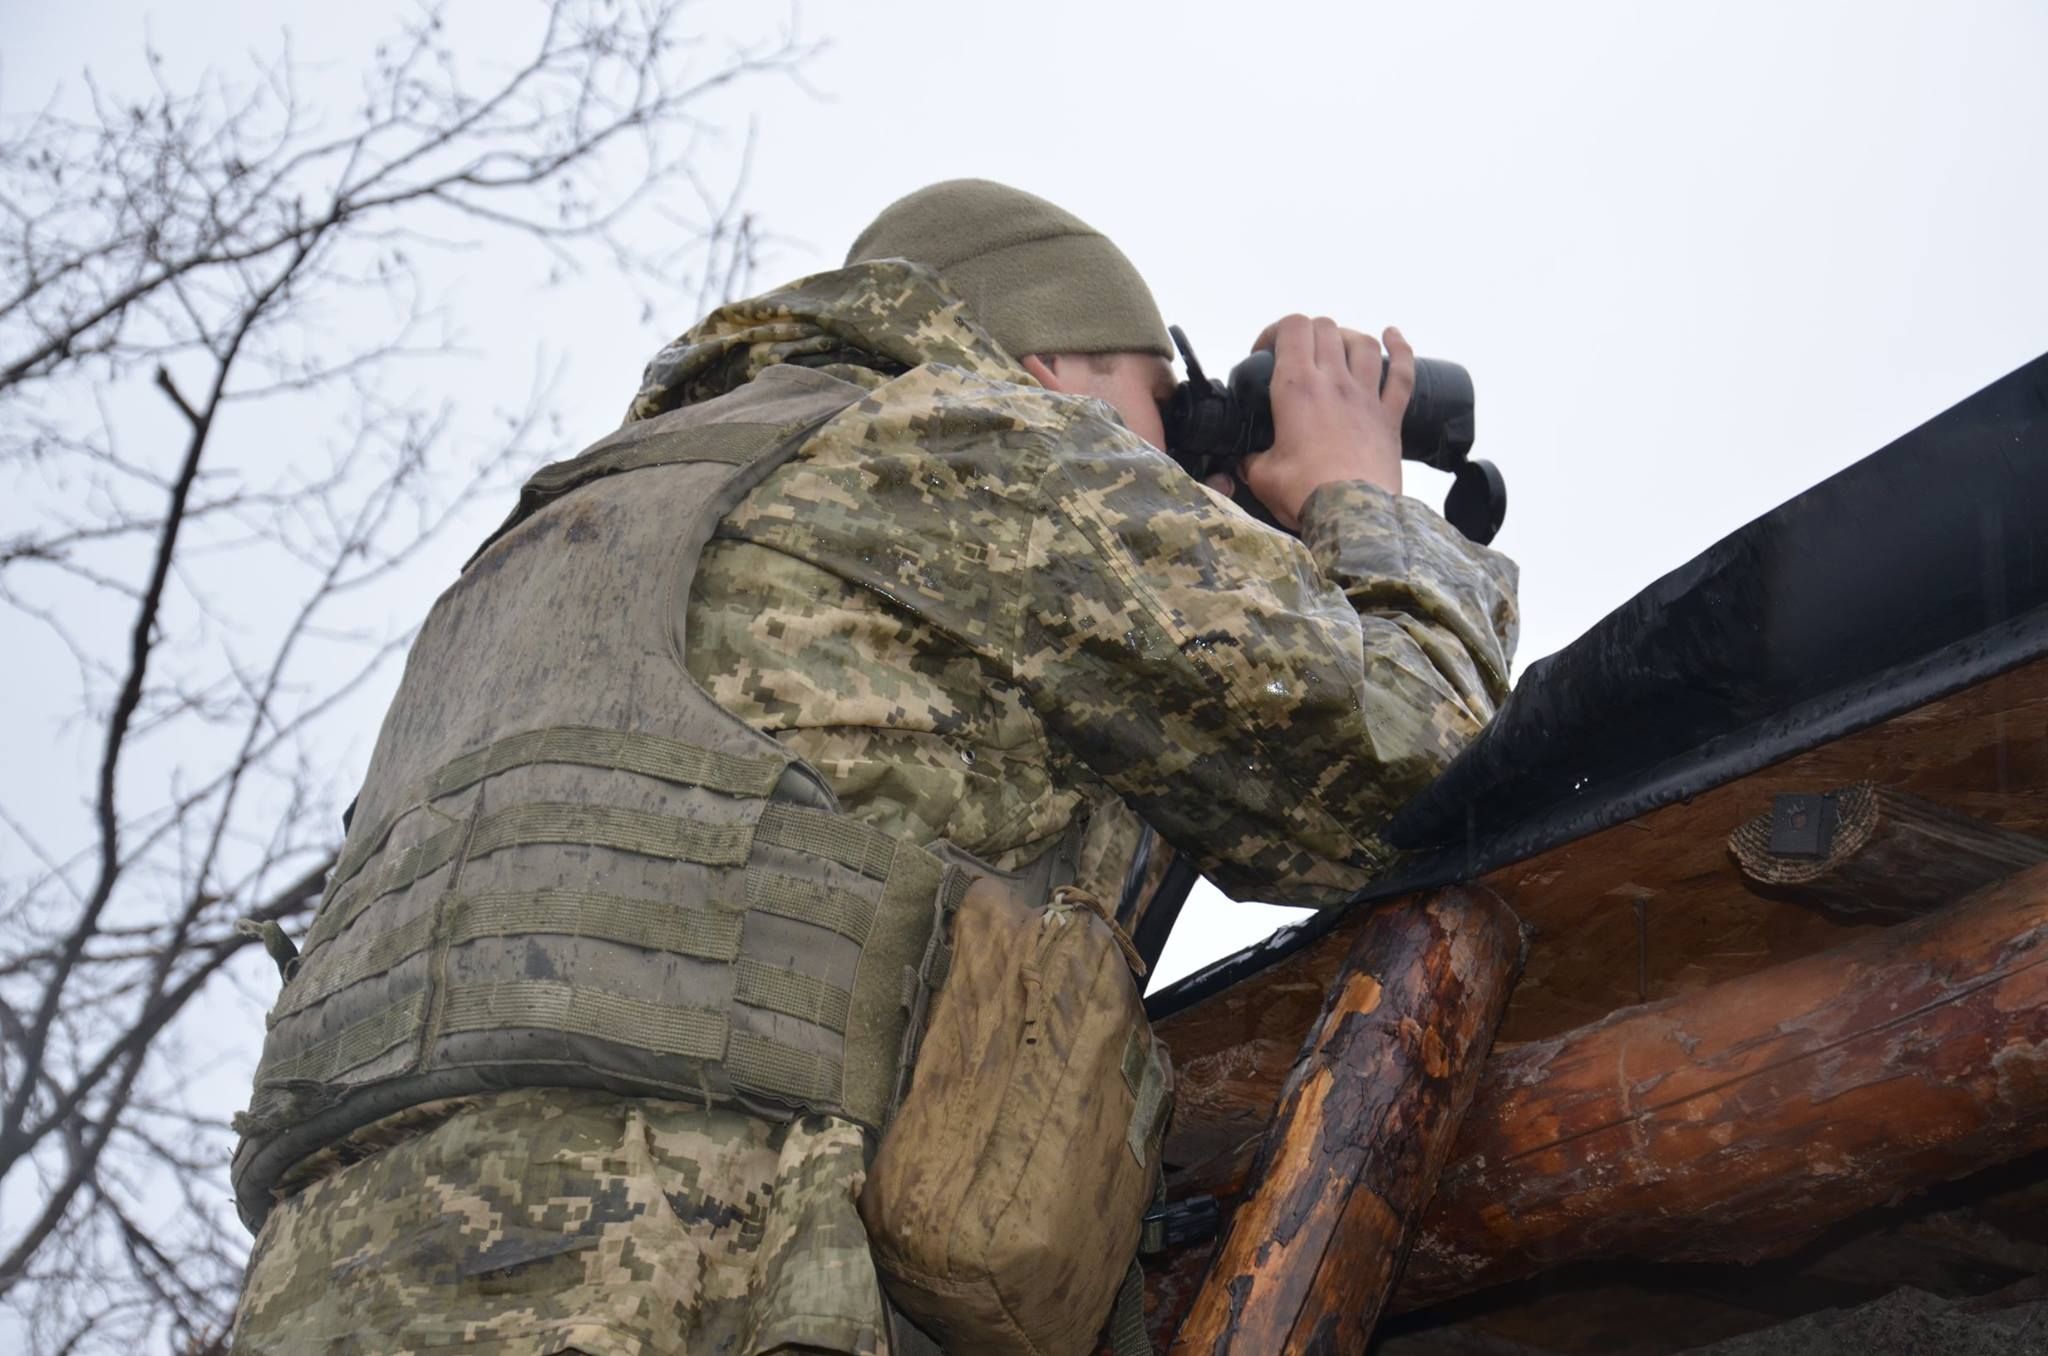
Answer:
[
  {"left": 229, "top": 262, "right": 1519, "bottom": 1356},
  {"left": 643, "top": 259, "right": 1519, "bottom": 907}
]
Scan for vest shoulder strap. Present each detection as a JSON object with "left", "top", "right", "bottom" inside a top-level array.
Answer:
[{"left": 466, "top": 365, "right": 866, "bottom": 568}]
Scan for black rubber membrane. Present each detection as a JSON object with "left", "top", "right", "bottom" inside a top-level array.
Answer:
[{"left": 1149, "top": 351, "right": 2048, "bottom": 1021}]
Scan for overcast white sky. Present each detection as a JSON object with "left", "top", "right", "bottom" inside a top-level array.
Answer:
[
  {"left": 3, "top": 5, "right": 2046, "bottom": 1347},
  {"left": 8, "top": 0, "right": 2047, "bottom": 985}
]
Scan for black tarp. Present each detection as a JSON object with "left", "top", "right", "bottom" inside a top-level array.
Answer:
[{"left": 1150, "top": 351, "right": 2048, "bottom": 1020}]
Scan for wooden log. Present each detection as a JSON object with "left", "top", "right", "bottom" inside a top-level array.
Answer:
[
  {"left": 1392, "top": 860, "right": 2048, "bottom": 1311},
  {"left": 1147, "top": 662, "right": 2047, "bottom": 1104},
  {"left": 1168, "top": 886, "right": 1522, "bottom": 1355},
  {"left": 1729, "top": 781, "right": 2048, "bottom": 919}
]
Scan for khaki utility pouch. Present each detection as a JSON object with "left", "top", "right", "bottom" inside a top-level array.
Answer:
[{"left": 861, "top": 879, "right": 1172, "bottom": 1356}]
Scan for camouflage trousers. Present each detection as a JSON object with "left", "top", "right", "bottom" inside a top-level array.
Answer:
[{"left": 230, "top": 1088, "right": 908, "bottom": 1355}]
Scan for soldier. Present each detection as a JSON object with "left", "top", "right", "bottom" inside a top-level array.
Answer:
[{"left": 227, "top": 179, "right": 1518, "bottom": 1354}]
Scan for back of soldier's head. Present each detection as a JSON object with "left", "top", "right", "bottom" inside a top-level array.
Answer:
[{"left": 847, "top": 179, "right": 1171, "bottom": 363}]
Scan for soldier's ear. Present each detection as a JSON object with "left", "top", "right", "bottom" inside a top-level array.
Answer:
[{"left": 1020, "top": 353, "right": 1065, "bottom": 392}]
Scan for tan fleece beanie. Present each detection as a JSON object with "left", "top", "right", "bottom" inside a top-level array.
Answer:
[{"left": 846, "top": 179, "right": 1172, "bottom": 361}]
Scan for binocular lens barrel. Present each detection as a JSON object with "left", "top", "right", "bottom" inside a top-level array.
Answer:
[
  {"left": 1196, "top": 348, "right": 1475, "bottom": 473},
  {"left": 1398, "top": 357, "right": 1476, "bottom": 473},
  {"left": 1158, "top": 324, "right": 1502, "bottom": 543}
]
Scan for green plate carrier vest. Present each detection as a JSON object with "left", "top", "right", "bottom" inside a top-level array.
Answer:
[{"left": 230, "top": 366, "right": 966, "bottom": 1231}]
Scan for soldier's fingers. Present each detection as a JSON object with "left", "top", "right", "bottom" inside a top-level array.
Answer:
[
  {"left": 1342, "top": 329, "right": 1383, "bottom": 392},
  {"left": 1260, "top": 314, "right": 1313, "bottom": 374},
  {"left": 1380, "top": 326, "right": 1416, "bottom": 421},
  {"left": 1313, "top": 316, "right": 1346, "bottom": 374},
  {"left": 1252, "top": 314, "right": 1305, "bottom": 355}
]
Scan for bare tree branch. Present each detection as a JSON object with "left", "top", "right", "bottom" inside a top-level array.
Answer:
[
  {"left": 2, "top": 229, "right": 302, "bottom": 1169},
  {"left": 0, "top": 3, "right": 811, "bottom": 1349}
]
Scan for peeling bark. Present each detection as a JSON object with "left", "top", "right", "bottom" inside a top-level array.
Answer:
[{"left": 1167, "top": 886, "right": 1523, "bottom": 1355}]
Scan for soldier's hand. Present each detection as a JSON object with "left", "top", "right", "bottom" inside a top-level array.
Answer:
[{"left": 1232, "top": 315, "right": 1409, "bottom": 530}]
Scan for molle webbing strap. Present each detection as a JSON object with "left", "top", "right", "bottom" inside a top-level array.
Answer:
[
  {"left": 276, "top": 913, "right": 434, "bottom": 1024},
  {"left": 891, "top": 866, "right": 971, "bottom": 1114},
  {"left": 282, "top": 793, "right": 938, "bottom": 1126},
  {"left": 756, "top": 803, "right": 899, "bottom": 880},
  {"left": 840, "top": 843, "right": 959, "bottom": 1128},
  {"left": 447, "top": 889, "right": 744, "bottom": 959},
  {"left": 1108, "top": 1259, "right": 1155, "bottom": 1356},
  {"left": 428, "top": 727, "right": 785, "bottom": 804},
  {"left": 269, "top": 961, "right": 857, "bottom": 1097},
  {"left": 324, "top": 726, "right": 789, "bottom": 923},
  {"left": 735, "top": 957, "right": 853, "bottom": 1033},
  {"left": 317, "top": 798, "right": 880, "bottom": 954},
  {"left": 262, "top": 993, "right": 426, "bottom": 1087},
  {"left": 727, "top": 1030, "right": 843, "bottom": 1106},
  {"left": 466, "top": 802, "right": 755, "bottom": 866},
  {"left": 745, "top": 873, "right": 880, "bottom": 943},
  {"left": 1120, "top": 1024, "right": 1148, "bottom": 1090},
  {"left": 274, "top": 890, "right": 747, "bottom": 1025},
  {"left": 310, "top": 824, "right": 465, "bottom": 953},
  {"left": 437, "top": 981, "right": 728, "bottom": 1061},
  {"left": 315, "top": 799, "right": 757, "bottom": 957}
]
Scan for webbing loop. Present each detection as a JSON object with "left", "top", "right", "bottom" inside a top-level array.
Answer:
[
  {"left": 1107, "top": 1258, "right": 1154, "bottom": 1356},
  {"left": 726, "top": 1030, "right": 843, "bottom": 1107},
  {"left": 326, "top": 725, "right": 788, "bottom": 915},
  {"left": 261, "top": 993, "right": 426, "bottom": 1087},
  {"left": 437, "top": 981, "right": 728, "bottom": 1061},
  {"left": 428, "top": 726, "right": 785, "bottom": 804},
  {"left": 467, "top": 802, "right": 755, "bottom": 866},
  {"left": 309, "top": 825, "right": 464, "bottom": 953},
  {"left": 744, "top": 872, "right": 880, "bottom": 943},
  {"left": 757, "top": 803, "right": 898, "bottom": 879},
  {"left": 236, "top": 374, "right": 880, "bottom": 1237},
  {"left": 274, "top": 912, "right": 433, "bottom": 1025},
  {"left": 274, "top": 889, "right": 748, "bottom": 1025},
  {"left": 735, "top": 957, "right": 853, "bottom": 1033}
]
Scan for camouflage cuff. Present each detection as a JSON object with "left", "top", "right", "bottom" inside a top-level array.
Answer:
[
  {"left": 1297, "top": 478, "right": 1521, "bottom": 692},
  {"left": 1299, "top": 479, "right": 1516, "bottom": 582},
  {"left": 1295, "top": 479, "right": 1409, "bottom": 579}
]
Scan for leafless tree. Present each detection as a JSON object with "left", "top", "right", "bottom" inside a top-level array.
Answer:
[{"left": 0, "top": 4, "right": 810, "bottom": 1350}]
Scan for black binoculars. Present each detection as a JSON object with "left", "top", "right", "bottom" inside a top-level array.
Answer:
[{"left": 1158, "top": 324, "right": 1506, "bottom": 545}]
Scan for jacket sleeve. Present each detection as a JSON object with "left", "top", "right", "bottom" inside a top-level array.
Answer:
[{"left": 1010, "top": 404, "right": 1519, "bottom": 906}]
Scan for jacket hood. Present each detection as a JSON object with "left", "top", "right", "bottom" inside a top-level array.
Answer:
[{"left": 627, "top": 260, "right": 1033, "bottom": 423}]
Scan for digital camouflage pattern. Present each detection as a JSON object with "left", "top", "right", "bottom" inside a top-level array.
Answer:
[
  {"left": 661, "top": 259, "right": 1519, "bottom": 905},
  {"left": 231, "top": 1090, "right": 892, "bottom": 1355},
  {"left": 231, "top": 258, "right": 1518, "bottom": 1353}
]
